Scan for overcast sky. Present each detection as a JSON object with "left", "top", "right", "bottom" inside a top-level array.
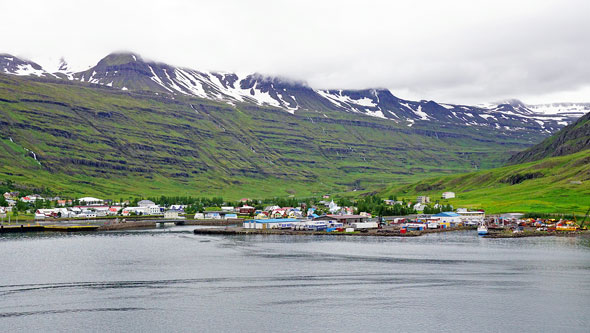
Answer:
[{"left": 2, "top": 0, "right": 589, "bottom": 104}]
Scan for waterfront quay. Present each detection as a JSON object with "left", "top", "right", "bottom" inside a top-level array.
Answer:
[
  {"left": 0, "top": 218, "right": 243, "bottom": 233},
  {"left": 194, "top": 225, "right": 477, "bottom": 237}
]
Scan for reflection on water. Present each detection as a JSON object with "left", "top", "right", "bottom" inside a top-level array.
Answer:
[{"left": 1, "top": 227, "right": 589, "bottom": 332}]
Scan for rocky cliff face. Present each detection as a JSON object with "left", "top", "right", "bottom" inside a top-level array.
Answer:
[{"left": 508, "top": 111, "right": 590, "bottom": 164}]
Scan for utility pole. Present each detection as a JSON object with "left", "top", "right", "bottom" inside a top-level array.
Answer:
[{"left": 579, "top": 207, "right": 590, "bottom": 230}]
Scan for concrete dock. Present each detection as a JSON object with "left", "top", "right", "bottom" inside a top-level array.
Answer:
[
  {"left": 0, "top": 224, "right": 99, "bottom": 233},
  {"left": 193, "top": 226, "right": 476, "bottom": 237}
]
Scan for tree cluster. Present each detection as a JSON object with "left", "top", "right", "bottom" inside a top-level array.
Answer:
[
  {"left": 423, "top": 204, "right": 453, "bottom": 214},
  {"left": 355, "top": 195, "right": 416, "bottom": 216}
]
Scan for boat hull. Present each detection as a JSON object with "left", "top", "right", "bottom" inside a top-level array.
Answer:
[{"left": 477, "top": 226, "right": 488, "bottom": 236}]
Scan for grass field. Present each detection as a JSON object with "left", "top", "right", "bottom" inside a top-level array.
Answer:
[
  {"left": 381, "top": 149, "right": 590, "bottom": 214},
  {"left": 0, "top": 73, "right": 537, "bottom": 199}
]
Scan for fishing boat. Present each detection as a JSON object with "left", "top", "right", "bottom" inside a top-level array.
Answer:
[{"left": 477, "top": 224, "right": 488, "bottom": 236}]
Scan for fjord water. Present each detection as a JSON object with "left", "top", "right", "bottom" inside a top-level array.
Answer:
[{"left": 1, "top": 227, "right": 589, "bottom": 332}]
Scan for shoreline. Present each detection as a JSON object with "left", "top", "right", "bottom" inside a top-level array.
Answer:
[
  {"left": 97, "top": 219, "right": 242, "bottom": 231},
  {"left": 0, "top": 218, "right": 243, "bottom": 233},
  {"left": 483, "top": 230, "right": 589, "bottom": 238},
  {"left": 2, "top": 220, "right": 588, "bottom": 239},
  {"left": 192, "top": 226, "right": 477, "bottom": 237}
]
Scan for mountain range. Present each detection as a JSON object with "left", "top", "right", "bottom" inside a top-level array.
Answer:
[
  {"left": 1, "top": 52, "right": 587, "bottom": 133},
  {"left": 0, "top": 51, "right": 588, "bottom": 198}
]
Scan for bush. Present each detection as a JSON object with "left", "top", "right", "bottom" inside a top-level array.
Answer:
[{"left": 501, "top": 172, "right": 543, "bottom": 185}]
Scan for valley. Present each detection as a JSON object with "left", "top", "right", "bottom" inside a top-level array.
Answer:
[{"left": 0, "top": 52, "right": 588, "bottom": 208}]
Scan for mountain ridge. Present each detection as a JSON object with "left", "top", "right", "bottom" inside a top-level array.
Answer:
[
  {"left": 0, "top": 52, "right": 585, "bottom": 133},
  {"left": 508, "top": 111, "right": 590, "bottom": 164},
  {"left": 2, "top": 51, "right": 589, "bottom": 198},
  {"left": 0, "top": 71, "right": 543, "bottom": 198}
]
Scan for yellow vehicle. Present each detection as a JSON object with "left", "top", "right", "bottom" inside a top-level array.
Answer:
[{"left": 556, "top": 223, "right": 578, "bottom": 231}]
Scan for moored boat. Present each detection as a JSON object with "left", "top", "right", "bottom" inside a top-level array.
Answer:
[{"left": 477, "top": 224, "right": 488, "bottom": 236}]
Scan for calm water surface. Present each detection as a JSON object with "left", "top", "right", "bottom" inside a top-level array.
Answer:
[{"left": 1, "top": 227, "right": 589, "bottom": 332}]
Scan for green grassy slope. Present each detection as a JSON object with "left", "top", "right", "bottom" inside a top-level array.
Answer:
[
  {"left": 381, "top": 150, "right": 590, "bottom": 214},
  {"left": 0, "top": 74, "right": 535, "bottom": 199}
]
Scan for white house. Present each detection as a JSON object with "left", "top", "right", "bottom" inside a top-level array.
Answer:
[
  {"left": 328, "top": 200, "right": 341, "bottom": 214},
  {"left": 456, "top": 209, "right": 485, "bottom": 224},
  {"left": 78, "top": 197, "right": 104, "bottom": 205},
  {"left": 416, "top": 196, "right": 430, "bottom": 204},
  {"left": 35, "top": 208, "right": 71, "bottom": 218},
  {"left": 35, "top": 208, "right": 55, "bottom": 217},
  {"left": 164, "top": 210, "right": 182, "bottom": 219},
  {"left": 94, "top": 207, "right": 110, "bottom": 217},
  {"left": 205, "top": 212, "right": 221, "bottom": 219},
  {"left": 60, "top": 209, "right": 76, "bottom": 218},
  {"left": 21, "top": 195, "right": 42, "bottom": 203},
  {"left": 107, "top": 207, "right": 121, "bottom": 216},
  {"left": 147, "top": 205, "right": 161, "bottom": 215},
  {"left": 138, "top": 200, "right": 156, "bottom": 208},
  {"left": 78, "top": 210, "right": 97, "bottom": 218},
  {"left": 442, "top": 192, "right": 455, "bottom": 199},
  {"left": 122, "top": 207, "right": 147, "bottom": 216},
  {"left": 413, "top": 203, "right": 426, "bottom": 211}
]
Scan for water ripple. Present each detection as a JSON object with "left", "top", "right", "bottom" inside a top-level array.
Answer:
[{"left": 0, "top": 307, "right": 147, "bottom": 318}]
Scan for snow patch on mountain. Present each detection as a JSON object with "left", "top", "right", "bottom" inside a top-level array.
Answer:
[
  {"left": 366, "top": 109, "right": 386, "bottom": 119},
  {"left": 244, "top": 83, "right": 282, "bottom": 108},
  {"left": 173, "top": 69, "right": 209, "bottom": 98},
  {"left": 13, "top": 64, "right": 46, "bottom": 77},
  {"left": 317, "top": 90, "right": 377, "bottom": 110},
  {"left": 1, "top": 52, "right": 586, "bottom": 132},
  {"left": 316, "top": 90, "right": 344, "bottom": 108},
  {"left": 148, "top": 65, "right": 173, "bottom": 93},
  {"left": 527, "top": 103, "right": 590, "bottom": 117},
  {"left": 414, "top": 105, "right": 429, "bottom": 120}
]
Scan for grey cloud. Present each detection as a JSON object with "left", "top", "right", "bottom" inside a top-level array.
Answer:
[{"left": 1, "top": 0, "right": 589, "bottom": 104}]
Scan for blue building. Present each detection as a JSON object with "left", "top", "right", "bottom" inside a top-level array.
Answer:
[
  {"left": 243, "top": 218, "right": 299, "bottom": 229},
  {"left": 432, "top": 212, "right": 462, "bottom": 225}
]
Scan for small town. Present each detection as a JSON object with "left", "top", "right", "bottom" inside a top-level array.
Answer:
[
  {"left": 2, "top": 2, "right": 590, "bottom": 331},
  {"left": 1, "top": 190, "right": 587, "bottom": 238}
]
